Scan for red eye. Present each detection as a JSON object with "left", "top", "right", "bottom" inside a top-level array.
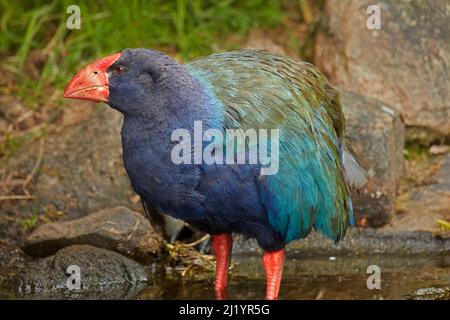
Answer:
[{"left": 114, "top": 65, "right": 125, "bottom": 75}]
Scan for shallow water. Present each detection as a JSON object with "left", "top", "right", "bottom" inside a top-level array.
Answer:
[
  {"left": 2, "top": 254, "right": 449, "bottom": 300},
  {"left": 138, "top": 254, "right": 450, "bottom": 300}
]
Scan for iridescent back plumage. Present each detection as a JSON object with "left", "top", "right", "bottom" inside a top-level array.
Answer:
[{"left": 186, "top": 50, "right": 356, "bottom": 243}]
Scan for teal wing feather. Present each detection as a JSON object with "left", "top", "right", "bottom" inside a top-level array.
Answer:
[{"left": 185, "top": 50, "right": 350, "bottom": 243}]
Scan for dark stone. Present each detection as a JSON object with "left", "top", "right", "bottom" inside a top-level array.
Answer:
[
  {"left": 342, "top": 90, "right": 405, "bottom": 227},
  {"left": 23, "top": 206, "right": 164, "bottom": 262},
  {"left": 9, "top": 245, "right": 148, "bottom": 299}
]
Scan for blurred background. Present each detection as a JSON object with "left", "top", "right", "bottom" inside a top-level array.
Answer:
[
  {"left": 0, "top": 0, "right": 449, "bottom": 300},
  {"left": 0, "top": 0, "right": 317, "bottom": 119}
]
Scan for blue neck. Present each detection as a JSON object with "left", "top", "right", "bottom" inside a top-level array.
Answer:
[{"left": 119, "top": 72, "right": 222, "bottom": 217}]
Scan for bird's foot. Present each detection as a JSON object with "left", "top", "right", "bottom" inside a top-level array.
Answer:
[
  {"left": 214, "top": 287, "right": 229, "bottom": 300},
  {"left": 212, "top": 233, "right": 232, "bottom": 300},
  {"left": 263, "top": 249, "right": 285, "bottom": 300}
]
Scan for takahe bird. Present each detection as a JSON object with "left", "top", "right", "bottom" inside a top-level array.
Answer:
[{"left": 64, "top": 49, "right": 367, "bottom": 300}]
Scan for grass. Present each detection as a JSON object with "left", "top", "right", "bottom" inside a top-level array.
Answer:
[
  {"left": 18, "top": 213, "right": 38, "bottom": 231},
  {"left": 403, "top": 142, "right": 429, "bottom": 161},
  {"left": 1, "top": 0, "right": 292, "bottom": 90},
  {"left": 0, "top": 0, "right": 319, "bottom": 161}
]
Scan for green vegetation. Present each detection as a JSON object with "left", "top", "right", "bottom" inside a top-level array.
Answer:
[
  {"left": 1, "top": 0, "right": 321, "bottom": 159},
  {"left": 1, "top": 0, "right": 295, "bottom": 93},
  {"left": 18, "top": 213, "right": 38, "bottom": 231},
  {"left": 403, "top": 140, "right": 430, "bottom": 161}
]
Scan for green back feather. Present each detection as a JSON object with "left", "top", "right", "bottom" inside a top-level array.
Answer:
[{"left": 186, "top": 50, "right": 350, "bottom": 243}]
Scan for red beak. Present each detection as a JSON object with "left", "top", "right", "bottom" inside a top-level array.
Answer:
[{"left": 63, "top": 52, "right": 121, "bottom": 103}]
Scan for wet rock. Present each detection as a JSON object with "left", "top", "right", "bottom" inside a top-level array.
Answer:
[
  {"left": 407, "top": 287, "right": 450, "bottom": 300},
  {"left": 9, "top": 245, "right": 148, "bottom": 299},
  {"left": 342, "top": 90, "right": 405, "bottom": 227},
  {"left": 315, "top": 0, "right": 450, "bottom": 137},
  {"left": 12, "top": 106, "right": 139, "bottom": 219},
  {"left": 23, "top": 206, "right": 164, "bottom": 262}
]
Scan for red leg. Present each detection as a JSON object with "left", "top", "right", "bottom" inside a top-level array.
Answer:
[
  {"left": 212, "top": 233, "right": 232, "bottom": 300},
  {"left": 263, "top": 249, "right": 285, "bottom": 300}
]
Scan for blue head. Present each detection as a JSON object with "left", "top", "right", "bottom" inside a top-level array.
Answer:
[{"left": 64, "top": 48, "right": 213, "bottom": 126}]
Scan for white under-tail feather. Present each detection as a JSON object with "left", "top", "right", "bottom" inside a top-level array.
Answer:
[{"left": 342, "top": 147, "right": 368, "bottom": 190}]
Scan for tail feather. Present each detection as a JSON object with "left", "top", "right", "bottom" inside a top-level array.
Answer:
[{"left": 342, "top": 147, "right": 368, "bottom": 190}]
